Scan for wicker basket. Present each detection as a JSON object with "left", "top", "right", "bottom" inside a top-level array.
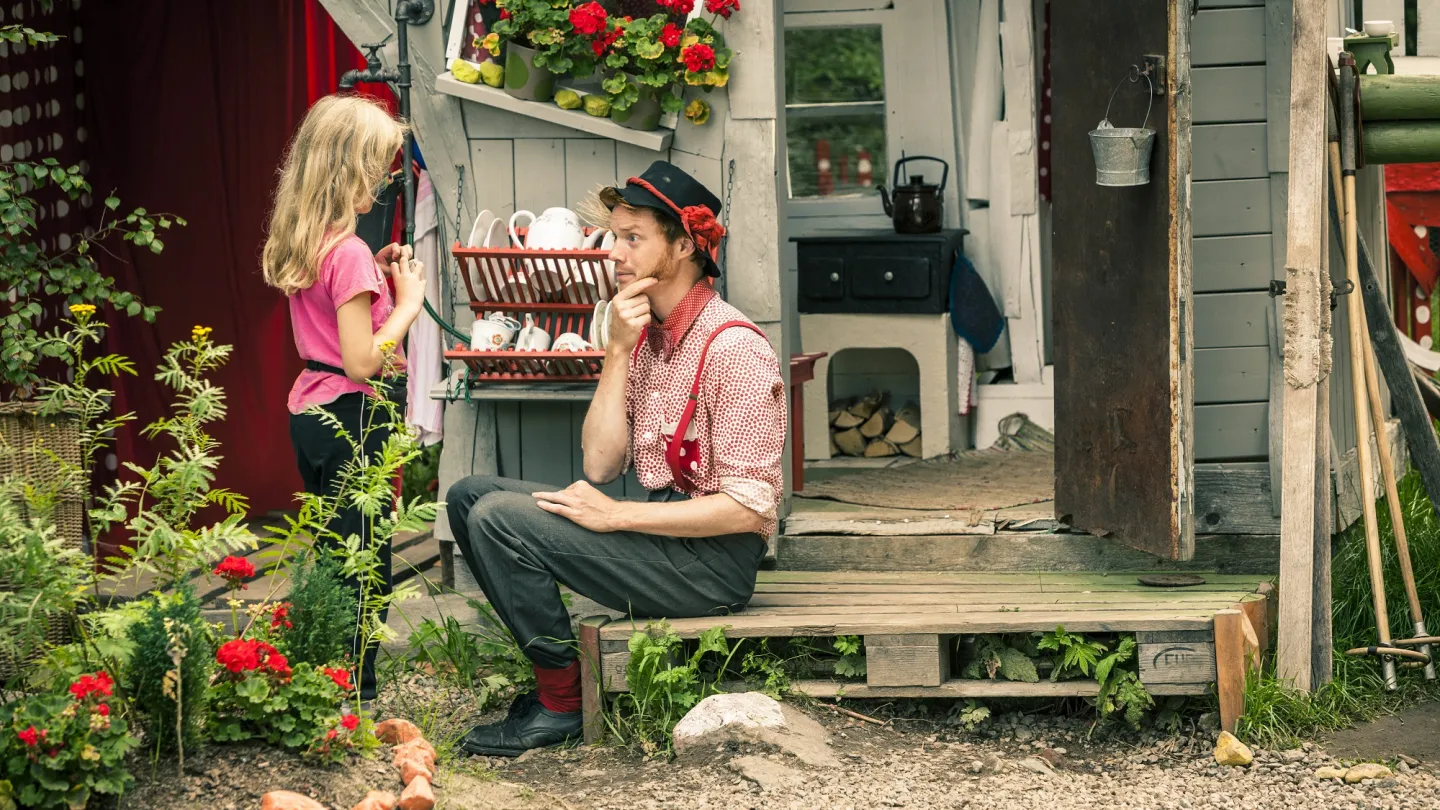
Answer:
[{"left": 0, "top": 400, "right": 87, "bottom": 680}]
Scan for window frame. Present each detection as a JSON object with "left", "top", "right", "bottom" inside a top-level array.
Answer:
[{"left": 782, "top": 8, "right": 901, "bottom": 221}]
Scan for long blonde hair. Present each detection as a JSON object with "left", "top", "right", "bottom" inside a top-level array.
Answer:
[{"left": 262, "top": 94, "right": 407, "bottom": 295}]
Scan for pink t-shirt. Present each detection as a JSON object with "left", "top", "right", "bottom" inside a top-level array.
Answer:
[{"left": 286, "top": 234, "right": 408, "bottom": 414}]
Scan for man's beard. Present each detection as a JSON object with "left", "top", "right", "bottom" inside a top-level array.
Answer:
[{"left": 637, "top": 251, "right": 681, "bottom": 284}]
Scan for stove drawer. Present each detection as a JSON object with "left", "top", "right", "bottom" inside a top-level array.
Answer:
[
  {"left": 849, "top": 257, "right": 932, "bottom": 300},
  {"left": 794, "top": 229, "right": 967, "bottom": 315}
]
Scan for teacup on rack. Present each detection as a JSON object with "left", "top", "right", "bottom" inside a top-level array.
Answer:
[
  {"left": 514, "top": 314, "right": 551, "bottom": 351},
  {"left": 589, "top": 300, "right": 612, "bottom": 351},
  {"left": 552, "top": 332, "right": 594, "bottom": 352},
  {"left": 471, "top": 315, "right": 518, "bottom": 351}
]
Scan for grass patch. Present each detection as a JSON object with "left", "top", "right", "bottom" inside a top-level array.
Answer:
[{"left": 1239, "top": 469, "right": 1440, "bottom": 748}]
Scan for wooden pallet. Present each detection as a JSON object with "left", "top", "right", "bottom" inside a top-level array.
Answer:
[{"left": 577, "top": 571, "right": 1273, "bottom": 743}]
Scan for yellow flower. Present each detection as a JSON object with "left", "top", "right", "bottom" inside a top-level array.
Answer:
[
  {"left": 191, "top": 325, "right": 213, "bottom": 342},
  {"left": 380, "top": 339, "right": 397, "bottom": 354},
  {"left": 68, "top": 303, "right": 96, "bottom": 315},
  {"left": 684, "top": 98, "right": 710, "bottom": 125}
]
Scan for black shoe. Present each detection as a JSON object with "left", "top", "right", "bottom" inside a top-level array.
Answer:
[{"left": 458, "top": 696, "right": 582, "bottom": 757}]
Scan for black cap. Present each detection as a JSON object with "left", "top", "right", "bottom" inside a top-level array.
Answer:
[{"left": 600, "top": 160, "right": 725, "bottom": 277}]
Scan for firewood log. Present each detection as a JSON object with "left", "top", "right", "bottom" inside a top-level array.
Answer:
[
  {"left": 859, "top": 406, "right": 894, "bottom": 439},
  {"left": 828, "top": 406, "right": 844, "bottom": 425},
  {"left": 898, "top": 436, "right": 923, "bottom": 458},
  {"left": 847, "top": 392, "right": 884, "bottom": 421},
  {"left": 833, "top": 428, "right": 867, "bottom": 456},
  {"left": 830, "top": 434, "right": 840, "bottom": 456},
  {"left": 832, "top": 410, "right": 865, "bottom": 430},
  {"left": 863, "top": 438, "right": 899, "bottom": 457},
  {"left": 885, "top": 404, "right": 921, "bottom": 445}
]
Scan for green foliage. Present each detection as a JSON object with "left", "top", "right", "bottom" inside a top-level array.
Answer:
[
  {"left": 280, "top": 555, "right": 357, "bottom": 670},
  {"left": 0, "top": 492, "right": 88, "bottom": 694},
  {"left": 401, "top": 440, "right": 441, "bottom": 505},
  {"left": 94, "top": 331, "right": 258, "bottom": 587},
  {"left": 832, "top": 634, "right": 866, "bottom": 679},
  {"left": 963, "top": 635, "right": 1040, "bottom": 683},
  {"left": 739, "top": 639, "right": 791, "bottom": 698},
  {"left": 0, "top": 158, "right": 176, "bottom": 396},
  {"left": 0, "top": 688, "right": 139, "bottom": 809},
  {"left": 1093, "top": 637, "right": 1152, "bottom": 729},
  {"left": 493, "top": 0, "right": 585, "bottom": 73},
  {"left": 124, "top": 586, "right": 213, "bottom": 752},
  {"left": 210, "top": 662, "right": 355, "bottom": 755},
  {"left": 950, "top": 699, "right": 991, "bottom": 730},
  {"left": 605, "top": 623, "right": 740, "bottom": 756},
  {"left": 399, "top": 602, "right": 527, "bottom": 713},
  {"left": 1037, "top": 624, "right": 1108, "bottom": 681},
  {"left": 0, "top": 23, "right": 59, "bottom": 46}
]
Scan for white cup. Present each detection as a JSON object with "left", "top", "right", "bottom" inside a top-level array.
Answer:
[
  {"left": 1364, "top": 19, "right": 1394, "bottom": 37},
  {"left": 589, "top": 301, "right": 611, "bottom": 350},
  {"left": 553, "top": 331, "right": 594, "bottom": 352},
  {"left": 470, "top": 318, "right": 514, "bottom": 351},
  {"left": 514, "top": 314, "right": 552, "bottom": 351}
]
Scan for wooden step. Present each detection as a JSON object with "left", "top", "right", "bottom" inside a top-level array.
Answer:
[{"left": 775, "top": 532, "right": 1279, "bottom": 575}]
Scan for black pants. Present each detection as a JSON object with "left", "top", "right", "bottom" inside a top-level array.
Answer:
[
  {"left": 446, "top": 475, "right": 767, "bottom": 670},
  {"left": 288, "top": 381, "right": 407, "bottom": 699}
]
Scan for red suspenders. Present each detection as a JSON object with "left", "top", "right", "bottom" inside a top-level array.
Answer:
[{"left": 633, "top": 319, "right": 767, "bottom": 493}]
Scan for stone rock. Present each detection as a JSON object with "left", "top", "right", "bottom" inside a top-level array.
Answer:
[
  {"left": 1017, "top": 757, "right": 1054, "bottom": 777},
  {"left": 1039, "top": 748, "right": 1068, "bottom": 770},
  {"left": 1375, "top": 778, "right": 1399, "bottom": 788},
  {"left": 1398, "top": 754, "right": 1420, "bottom": 767},
  {"left": 982, "top": 753, "right": 1004, "bottom": 774},
  {"left": 968, "top": 760, "right": 983, "bottom": 774},
  {"left": 1344, "top": 763, "right": 1393, "bottom": 783},
  {"left": 672, "top": 693, "right": 839, "bottom": 768},
  {"left": 351, "top": 791, "right": 399, "bottom": 810},
  {"left": 398, "top": 775, "right": 436, "bottom": 810},
  {"left": 1397, "top": 760, "right": 1412, "bottom": 773},
  {"left": 1281, "top": 749, "right": 1306, "bottom": 763},
  {"left": 1213, "top": 732, "right": 1253, "bottom": 767},
  {"left": 375, "top": 719, "right": 423, "bottom": 746},
  {"left": 393, "top": 739, "right": 437, "bottom": 765},
  {"left": 261, "top": 791, "right": 326, "bottom": 810},
  {"left": 397, "top": 752, "right": 433, "bottom": 786},
  {"left": 514, "top": 748, "right": 540, "bottom": 764},
  {"left": 1314, "top": 766, "right": 1349, "bottom": 781},
  {"left": 730, "top": 755, "right": 799, "bottom": 792},
  {"left": 1014, "top": 727, "right": 1035, "bottom": 743},
  {"left": 1197, "top": 712, "right": 1221, "bottom": 732}
]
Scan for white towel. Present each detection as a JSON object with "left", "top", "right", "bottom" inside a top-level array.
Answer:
[
  {"left": 407, "top": 170, "right": 445, "bottom": 446},
  {"left": 957, "top": 338, "right": 977, "bottom": 416}
]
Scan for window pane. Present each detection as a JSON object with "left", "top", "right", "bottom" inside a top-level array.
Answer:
[
  {"left": 784, "top": 27, "right": 885, "bottom": 104},
  {"left": 783, "top": 26, "right": 887, "bottom": 201}
]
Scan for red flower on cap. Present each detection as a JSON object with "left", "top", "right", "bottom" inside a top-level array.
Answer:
[{"left": 680, "top": 205, "right": 725, "bottom": 256}]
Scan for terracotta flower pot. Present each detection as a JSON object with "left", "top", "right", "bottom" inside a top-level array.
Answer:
[{"left": 504, "top": 43, "right": 556, "bottom": 102}]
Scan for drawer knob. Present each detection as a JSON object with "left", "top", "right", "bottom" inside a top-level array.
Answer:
[
  {"left": 884, "top": 271, "right": 894, "bottom": 282},
  {"left": 830, "top": 272, "right": 840, "bottom": 283}
]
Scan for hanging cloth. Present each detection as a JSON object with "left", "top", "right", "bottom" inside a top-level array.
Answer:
[{"left": 407, "top": 169, "right": 444, "bottom": 445}]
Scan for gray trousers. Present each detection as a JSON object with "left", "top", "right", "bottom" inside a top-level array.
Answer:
[{"left": 446, "top": 475, "right": 767, "bottom": 669}]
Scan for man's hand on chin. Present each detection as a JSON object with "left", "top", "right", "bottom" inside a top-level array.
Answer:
[{"left": 534, "top": 480, "right": 628, "bottom": 532}]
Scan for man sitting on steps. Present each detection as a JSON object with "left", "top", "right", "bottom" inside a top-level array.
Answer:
[{"left": 445, "top": 160, "right": 787, "bottom": 757}]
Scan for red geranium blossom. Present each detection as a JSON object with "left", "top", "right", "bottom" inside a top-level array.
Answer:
[
  {"left": 17, "top": 726, "right": 38, "bottom": 747},
  {"left": 216, "top": 639, "right": 287, "bottom": 677},
  {"left": 326, "top": 729, "right": 338, "bottom": 741},
  {"left": 499, "top": 9, "right": 510, "bottom": 20},
  {"left": 263, "top": 652, "right": 292, "bottom": 680},
  {"left": 705, "top": 0, "right": 739, "bottom": 17},
  {"left": 270, "top": 602, "right": 293, "bottom": 631},
  {"left": 213, "top": 555, "right": 254, "bottom": 587},
  {"left": 96, "top": 704, "right": 110, "bottom": 717},
  {"left": 660, "top": 23, "right": 682, "bottom": 49},
  {"left": 322, "top": 666, "right": 355, "bottom": 692},
  {"left": 69, "top": 671, "right": 115, "bottom": 701},
  {"left": 569, "top": 1, "right": 607, "bottom": 35},
  {"left": 681, "top": 43, "right": 716, "bottom": 73},
  {"left": 591, "top": 24, "right": 623, "bottom": 57},
  {"left": 659, "top": 0, "right": 696, "bottom": 14},
  {"left": 340, "top": 714, "right": 360, "bottom": 731}
]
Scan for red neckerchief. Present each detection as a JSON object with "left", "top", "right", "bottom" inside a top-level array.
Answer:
[{"left": 636, "top": 281, "right": 717, "bottom": 361}]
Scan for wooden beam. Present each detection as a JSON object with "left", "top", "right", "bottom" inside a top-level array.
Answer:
[
  {"left": 1276, "top": 0, "right": 1332, "bottom": 693},
  {"left": 578, "top": 616, "right": 609, "bottom": 744},
  {"left": 1358, "top": 74, "right": 1440, "bottom": 120},
  {"left": 1214, "top": 609, "right": 1248, "bottom": 734},
  {"left": 1362, "top": 121, "right": 1440, "bottom": 164}
]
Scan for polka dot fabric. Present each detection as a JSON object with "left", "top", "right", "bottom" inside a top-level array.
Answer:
[{"left": 625, "top": 283, "right": 787, "bottom": 537}]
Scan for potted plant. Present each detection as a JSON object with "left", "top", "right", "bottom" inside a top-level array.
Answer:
[
  {"left": 599, "top": 0, "right": 737, "bottom": 131},
  {"left": 486, "top": 0, "right": 584, "bottom": 102}
]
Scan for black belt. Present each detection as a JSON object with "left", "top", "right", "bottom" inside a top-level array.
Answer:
[{"left": 306, "top": 359, "right": 348, "bottom": 377}]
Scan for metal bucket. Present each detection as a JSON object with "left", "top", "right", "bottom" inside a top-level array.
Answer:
[{"left": 1089, "top": 126, "right": 1156, "bottom": 186}]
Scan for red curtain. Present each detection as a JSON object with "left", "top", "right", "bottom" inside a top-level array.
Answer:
[{"left": 79, "top": 1, "right": 389, "bottom": 551}]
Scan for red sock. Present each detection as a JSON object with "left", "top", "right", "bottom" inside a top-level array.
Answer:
[{"left": 534, "top": 662, "right": 582, "bottom": 714}]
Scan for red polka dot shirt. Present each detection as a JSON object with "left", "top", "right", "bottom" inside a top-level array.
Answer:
[{"left": 625, "top": 282, "right": 787, "bottom": 537}]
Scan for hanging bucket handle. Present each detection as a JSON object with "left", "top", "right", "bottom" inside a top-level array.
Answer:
[{"left": 1100, "top": 65, "right": 1155, "bottom": 131}]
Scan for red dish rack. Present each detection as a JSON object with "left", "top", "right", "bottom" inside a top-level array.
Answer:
[{"left": 445, "top": 232, "right": 618, "bottom": 382}]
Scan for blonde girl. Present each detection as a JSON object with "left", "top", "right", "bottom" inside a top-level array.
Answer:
[{"left": 263, "top": 94, "right": 424, "bottom": 701}]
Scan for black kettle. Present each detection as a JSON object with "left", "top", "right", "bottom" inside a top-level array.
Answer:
[{"left": 877, "top": 156, "right": 948, "bottom": 234}]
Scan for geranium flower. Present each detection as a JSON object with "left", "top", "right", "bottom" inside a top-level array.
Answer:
[
  {"left": 97, "top": 704, "right": 110, "bottom": 717},
  {"left": 322, "top": 666, "right": 355, "bottom": 692},
  {"left": 216, "top": 638, "right": 261, "bottom": 673},
  {"left": 340, "top": 714, "right": 360, "bottom": 731},
  {"left": 69, "top": 671, "right": 115, "bottom": 701},
  {"left": 658, "top": 0, "right": 696, "bottom": 14},
  {"left": 17, "top": 726, "right": 38, "bottom": 747},
  {"left": 681, "top": 43, "right": 716, "bottom": 73},
  {"left": 661, "top": 23, "right": 682, "bottom": 49},
  {"left": 270, "top": 602, "right": 293, "bottom": 631},
  {"left": 326, "top": 729, "right": 338, "bottom": 741},
  {"left": 499, "top": 9, "right": 510, "bottom": 20},
  {"left": 569, "top": 2, "right": 607, "bottom": 36},
  {"left": 705, "top": 0, "right": 739, "bottom": 17},
  {"left": 213, "top": 555, "right": 254, "bottom": 588}
]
